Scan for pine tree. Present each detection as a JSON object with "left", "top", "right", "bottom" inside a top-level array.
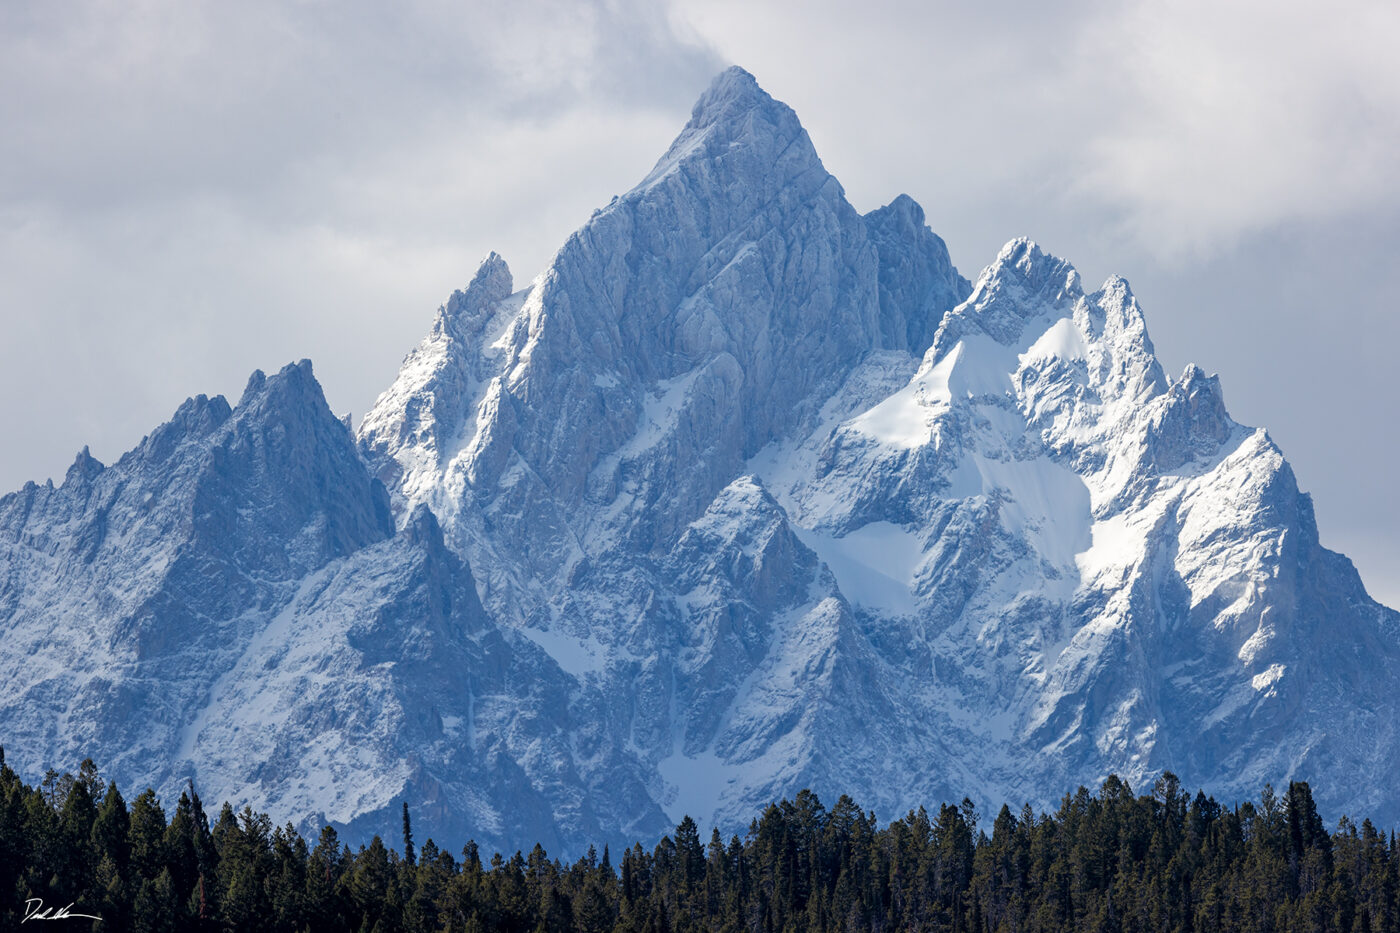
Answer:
[
  {"left": 128, "top": 789, "right": 168, "bottom": 882},
  {"left": 306, "top": 824, "right": 348, "bottom": 932},
  {"left": 133, "top": 866, "right": 180, "bottom": 933},
  {"left": 348, "top": 836, "right": 394, "bottom": 931},
  {"left": 91, "top": 782, "right": 130, "bottom": 870},
  {"left": 55, "top": 769, "right": 98, "bottom": 906}
]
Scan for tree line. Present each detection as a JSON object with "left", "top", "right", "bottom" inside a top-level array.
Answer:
[{"left": 1, "top": 748, "right": 1396, "bottom": 931}]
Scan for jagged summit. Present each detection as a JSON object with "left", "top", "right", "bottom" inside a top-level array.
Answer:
[
  {"left": 977, "top": 237, "right": 1083, "bottom": 310},
  {"left": 63, "top": 445, "right": 103, "bottom": 485},
  {"left": 691, "top": 65, "right": 765, "bottom": 115},
  {"left": 239, "top": 358, "right": 317, "bottom": 404},
  {"left": 924, "top": 238, "right": 1083, "bottom": 370},
  {"left": 635, "top": 66, "right": 822, "bottom": 194},
  {"left": 865, "top": 195, "right": 971, "bottom": 354},
  {"left": 681, "top": 65, "right": 802, "bottom": 146},
  {"left": 438, "top": 252, "right": 513, "bottom": 335},
  {"left": 3, "top": 66, "right": 1397, "bottom": 857}
]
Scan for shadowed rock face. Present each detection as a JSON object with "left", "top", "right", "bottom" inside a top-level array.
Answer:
[{"left": 2, "top": 67, "right": 1396, "bottom": 857}]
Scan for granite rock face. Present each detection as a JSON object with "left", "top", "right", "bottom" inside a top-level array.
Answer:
[{"left": 3, "top": 68, "right": 1396, "bottom": 855}]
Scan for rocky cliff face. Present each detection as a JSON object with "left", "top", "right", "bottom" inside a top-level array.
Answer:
[
  {"left": 2, "top": 67, "right": 1395, "bottom": 855},
  {"left": 0, "top": 362, "right": 656, "bottom": 852}
]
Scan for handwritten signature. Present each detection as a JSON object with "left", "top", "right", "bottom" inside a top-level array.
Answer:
[{"left": 23, "top": 898, "right": 102, "bottom": 923}]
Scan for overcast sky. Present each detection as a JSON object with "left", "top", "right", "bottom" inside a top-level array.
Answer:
[{"left": 3, "top": 0, "right": 1397, "bottom": 606}]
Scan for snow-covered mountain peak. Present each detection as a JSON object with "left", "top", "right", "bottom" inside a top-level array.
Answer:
[
  {"left": 437, "top": 252, "right": 514, "bottom": 338},
  {"left": 864, "top": 195, "right": 972, "bottom": 354},
  {"left": 63, "top": 445, "right": 104, "bottom": 486},
  {"left": 930, "top": 238, "right": 1083, "bottom": 364},
  {"left": 1174, "top": 363, "right": 1222, "bottom": 398},
  {"left": 357, "top": 251, "right": 534, "bottom": 513},
  {"left": 237, "top": 358, "right": 320, "bottom": 411},
  {"left": 635, "top": 65, "right": 822, "bottom": 196},
  {"left": 988, "top": 236, "right": 1079, "bottom": 288},
  {"left": 1085, "top": 274, "right": 1150, "bottom": 345},
  {"left": 361, "top": 68, "right": 935, "bottom": 546},
  {"left": 1132, "top": 363, "right": 1237, "bottom": 477},
  {"left": 681, "top": 64, "right": 800, "bottom": 152},
  {"left": 921, "top": 251, "right": 1166, "bottom": 426},
  {"left": 689, "top": 65, "right": 767, "bottom": 122},
  {"left": 1078, "top": 275, "right": 1167, "bottom": 408}
]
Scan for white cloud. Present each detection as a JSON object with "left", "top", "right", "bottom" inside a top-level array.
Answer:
[
  {"left": 1071, "top": 0, "right": 1400, "bottom": 252},
  {"left": 0, "top": 0, "right": 720, "bottom": 214}
]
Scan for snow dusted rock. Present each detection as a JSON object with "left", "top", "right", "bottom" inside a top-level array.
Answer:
[
  {"left": 0, "top": 362, "right": 381, "bottom": 789},
  {"left": 771, "top": 237, "right": 1400, "bottom": 819},
  {"left": 360, "top": 66, "right": 970, "bottom": 600},
  {"left": 866, "top": 194, "right": 972, "bottom": 354},
  {"left": 357, "top": 251, "right": 524, "bottom": 509},
  {"left": 360, "top": 67, "right": 1398, "bottom": 837},
  {"left": 2, "top": 66, "right": 1397, "bottom": 855},
  {"left": 0, "top": 361, "right": 649, "bottom": 855}
]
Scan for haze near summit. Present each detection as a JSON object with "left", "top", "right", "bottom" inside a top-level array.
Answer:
[{"left": 2, "top": 0, "right": 1397, "bottom": 605}]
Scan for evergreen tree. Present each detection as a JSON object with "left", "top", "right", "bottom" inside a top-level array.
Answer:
[
  {"left": 128, "top": 789, "right": 168, "bottom": 882},
  {"left": 402, "top": 801, "right": 415, "bottom": 868}
]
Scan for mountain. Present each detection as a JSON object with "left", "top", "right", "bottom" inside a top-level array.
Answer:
[
  {"left": 2, "top": 67, "right": 1396, "bottom": 854},
  {"left": 0, "top": 362, "right": 657, "bottom": 852}
]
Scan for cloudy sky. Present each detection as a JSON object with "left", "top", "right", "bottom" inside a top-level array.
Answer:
[{"left": 3, "top": 0, "right": 1397, "bottom": 605}]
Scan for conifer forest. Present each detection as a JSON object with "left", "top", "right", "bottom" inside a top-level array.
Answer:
[{"left": 1, "top": 749, "right": 1396, "bottom": 932}]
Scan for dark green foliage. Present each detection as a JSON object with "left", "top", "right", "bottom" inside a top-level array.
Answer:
[
  {"left": 0, "top": 753, "right": 1397, "bottom": 931},
  {"left": 402, "top": 801, "right": 415, "bottom": 868}
]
